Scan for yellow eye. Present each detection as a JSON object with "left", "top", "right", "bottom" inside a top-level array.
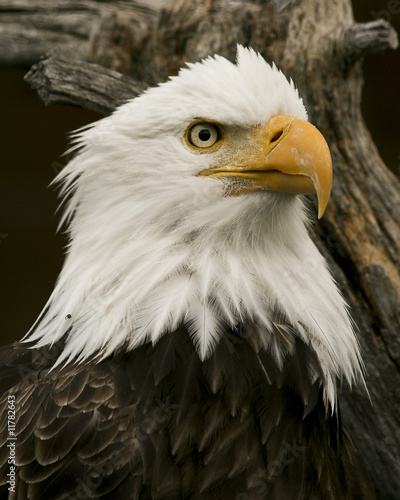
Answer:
[{"left": 187, "top": 122, "right": 220, "bottom": 149}]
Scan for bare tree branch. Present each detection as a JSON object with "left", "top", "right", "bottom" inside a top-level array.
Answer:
[
  {"left": 24, "top": 53, "right": 148, "bottom": 115},
  {"left": 0, "top": 0, "right": 162, "bottom": 68},
  {"left": 343, "top": 19, "right": 399, "bottom": 64}
]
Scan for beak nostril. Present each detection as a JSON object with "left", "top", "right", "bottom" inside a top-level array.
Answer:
[{"left": 270, "top": 130, "right": 283, "bottom": 143}]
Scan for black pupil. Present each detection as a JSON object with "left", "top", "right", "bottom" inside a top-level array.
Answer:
[{"left": 198, "top": 128, "right": 211, "bottom": 142}]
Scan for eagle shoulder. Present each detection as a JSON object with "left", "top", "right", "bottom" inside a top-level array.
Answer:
[{"left": 0, "top": 327, "right": 374, "bottom": 499}]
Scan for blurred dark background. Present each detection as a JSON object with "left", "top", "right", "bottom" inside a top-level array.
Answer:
[{"left": 0, "top": 0, "right": 399, "bottom": 346}]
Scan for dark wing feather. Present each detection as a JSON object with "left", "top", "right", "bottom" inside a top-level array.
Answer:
[
  {"left": 151, "top": 334, "right": 178, "bottom": 385},
  {"left": 0, "top": 325, "right": 375, "bottom": 499}
]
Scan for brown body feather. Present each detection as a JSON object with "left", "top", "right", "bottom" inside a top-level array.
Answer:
[{"left": 0, "top": 326, "right": 374, "bottom": 499}]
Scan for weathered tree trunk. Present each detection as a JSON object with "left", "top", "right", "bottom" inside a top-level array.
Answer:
[{"left": 1, "top": 0, "right": 399, "bottom": 497}]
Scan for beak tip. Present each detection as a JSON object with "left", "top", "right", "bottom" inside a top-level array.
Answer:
[{"left": 317, "top": 191, "right": 330, "bottom": 219}]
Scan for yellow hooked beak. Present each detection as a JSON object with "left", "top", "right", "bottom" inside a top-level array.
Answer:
[{"left": 198, "top": 115, "right": 332, "bottom": 218}]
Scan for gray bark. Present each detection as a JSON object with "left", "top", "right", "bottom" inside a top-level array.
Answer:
[{"left": 25, "top": 54, "right": 148, "bottom": 115}]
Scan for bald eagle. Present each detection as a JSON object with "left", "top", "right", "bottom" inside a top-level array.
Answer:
[{"left": 0, "top": 47, "right": 374, "bottom": 499}]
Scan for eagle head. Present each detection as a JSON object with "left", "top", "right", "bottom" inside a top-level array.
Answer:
[{"left": 28, "top": 46, "right": 362, "bottom": 406}]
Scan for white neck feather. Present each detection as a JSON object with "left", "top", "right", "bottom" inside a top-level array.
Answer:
[{"left": 27, "top": 175, "right": 362, "bottom": 407}]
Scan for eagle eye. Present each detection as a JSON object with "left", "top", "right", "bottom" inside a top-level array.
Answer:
[{"left": 187, "top": 122, "right": 220, "bottom": 149}]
